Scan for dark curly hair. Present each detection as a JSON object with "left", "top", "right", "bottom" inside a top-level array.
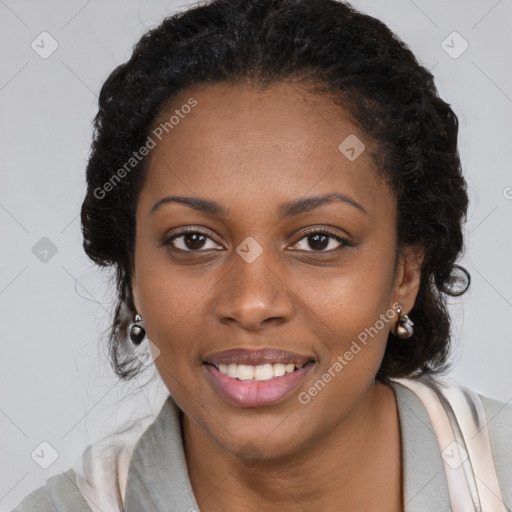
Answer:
[{"left": 80, "top": 0, "right": 470, "bottom": 382}]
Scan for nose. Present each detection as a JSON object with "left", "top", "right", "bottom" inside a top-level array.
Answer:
[{"left": 214, "top": 248, "right": 294, "bottom": 332}]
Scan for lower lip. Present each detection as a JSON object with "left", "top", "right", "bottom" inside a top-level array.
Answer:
[{"left": 204, "top": 362, "right": 314, "bottom": 408}]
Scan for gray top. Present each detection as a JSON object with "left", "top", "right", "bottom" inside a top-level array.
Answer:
[{"left": 11, "top": 379, "right": 512, "bottom": 511}]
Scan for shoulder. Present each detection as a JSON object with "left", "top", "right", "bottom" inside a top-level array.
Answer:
[
  {"left": 478, "top": 391, "right": 512, "bottom": 450},
  {"left": 12, "top": 408, "right": 160, "bottom": 512},
  {"left": 478, "top": 392, "right": 512, "bottom": 487},
  {"left": 11, "top": 469, "right": 92, "bottom": 512},
  {"left": 479, "top": 392, "right": 512, "bottom": 431},
  {"left": 392, "top": 376, "right": 512, "bottom": 505}
]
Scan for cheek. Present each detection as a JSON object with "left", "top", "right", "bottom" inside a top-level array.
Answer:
[
  {"left": 295, "top": 248, "right": 396, "bottom": 375},
  {"left": 301, "top": 246, "right": 395, "bottom": 324},
  {"left": 134, "top": 252, "right": 231, "bottom": 396},
  {"left": 138, "top": 273, "right": 209, "bottom": 355},
  {"left": 290, "top": 277, "right": 395, "bottom": 423}
]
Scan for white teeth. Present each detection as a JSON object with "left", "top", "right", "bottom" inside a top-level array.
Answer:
[
  {"left": 215, "top": 362, "right": 306, "bottom": 381},
  {"left": 273, "top": 363, "right": 286, "bottom": 377},
  {"left": 254, "top": 364, "right": 273, "bottom": 381},
  {"left": 238, "top": 364, "right": 255, "bottom": 380},
  {"left": 227, "top": 364, "right": 237, "bottom": 378}
]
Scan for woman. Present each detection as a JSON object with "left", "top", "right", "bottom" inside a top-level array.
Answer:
[{"left": 13, "top": 0, "right": 511, "bottom": 511}]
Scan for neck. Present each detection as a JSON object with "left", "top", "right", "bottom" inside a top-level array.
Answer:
[{"left": 182, "top": 381, "right": 403, "bottom": 512}]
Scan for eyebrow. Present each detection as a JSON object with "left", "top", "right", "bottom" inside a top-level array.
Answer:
[{"left": 149, "top": 192, "right": 366, "bottom": 218}]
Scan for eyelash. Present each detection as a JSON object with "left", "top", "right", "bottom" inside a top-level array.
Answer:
[{"left": 163, "top": 226, "right": 351, "bottom": 254}]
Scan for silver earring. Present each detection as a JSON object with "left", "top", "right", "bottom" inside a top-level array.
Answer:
[
  {"left": 129, "top": 314, "right": 146, "bottom": 346},
  {"left": 394, "top": 305, "right": 414, "bottom": 339}
]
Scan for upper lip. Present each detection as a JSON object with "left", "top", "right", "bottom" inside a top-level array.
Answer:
[{"left": 204, "top": 348, "right": 315, "bottom": 367}]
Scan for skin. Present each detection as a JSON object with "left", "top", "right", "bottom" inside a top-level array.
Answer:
[{"left": 131, "top": 82, "right": 424, "bottom": 511}]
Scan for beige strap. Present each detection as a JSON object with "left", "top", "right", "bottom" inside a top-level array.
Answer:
[
  {"left": 73, "top": 414, "right": 156, "bottom": 512},
  {"left": 396, "top": 377, "right": 477, "bottom": 511},
  {"left": 439, "top": 382, "right": 506, "bottom": 512},
  {"left": 395, "top": 377, "right": 506, "bottom": 512}
]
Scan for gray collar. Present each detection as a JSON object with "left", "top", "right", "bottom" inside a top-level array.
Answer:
[
  {"left": 124, "top": 381, "right": 451, "bottom": 511},
  {"left": 389, "top": 380, "right": 451, "bottom": 511}
]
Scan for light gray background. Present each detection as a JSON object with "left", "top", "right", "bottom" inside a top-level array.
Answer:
[{"left": 1, "top": 0, "right": 511, "bottom": 509}]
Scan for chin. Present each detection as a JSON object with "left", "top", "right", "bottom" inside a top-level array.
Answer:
[{"left": 208, "top": 420, "right": 311, "bottom": 463}]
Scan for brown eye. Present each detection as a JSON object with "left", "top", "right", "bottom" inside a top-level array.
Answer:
[
  {"left": 164, "top": 229, "right": 223, "bottom": 252},
  {"left": 291, "top": 230, "right": 349, "bottom": 252}
]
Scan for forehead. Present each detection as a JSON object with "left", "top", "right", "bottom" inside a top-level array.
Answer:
[{"left": 139, "top": 82, "right": 392, "bottom": 220}]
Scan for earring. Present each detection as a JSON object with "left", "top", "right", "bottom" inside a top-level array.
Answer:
[
  {"left": 394, "top": 305, "right": 414, "bottom": 339},
  {"left": 129, "top": 313, "right": 146, "bottom": 346}
]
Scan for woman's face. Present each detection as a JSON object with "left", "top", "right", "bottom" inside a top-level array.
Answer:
[{"left": 131, "top": 82, "right": 422, "bottom": 459}]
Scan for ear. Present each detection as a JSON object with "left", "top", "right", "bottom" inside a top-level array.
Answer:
[
  {"left": 392, "top": 244, "right": 425, "bottom": 313},
  {"left": 129, "top": 252, "right": 141, "bottom": 314},
  {"left": 131, "top": 277, "right": 140, "bottom": 314}
]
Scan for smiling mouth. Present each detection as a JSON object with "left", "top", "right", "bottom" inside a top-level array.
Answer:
[
  {"left": 203, "top": 360, "right": 315, "bottom": 382},
  {"left": 203, "top": 359, "right": 316, "bottom": 408}
]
